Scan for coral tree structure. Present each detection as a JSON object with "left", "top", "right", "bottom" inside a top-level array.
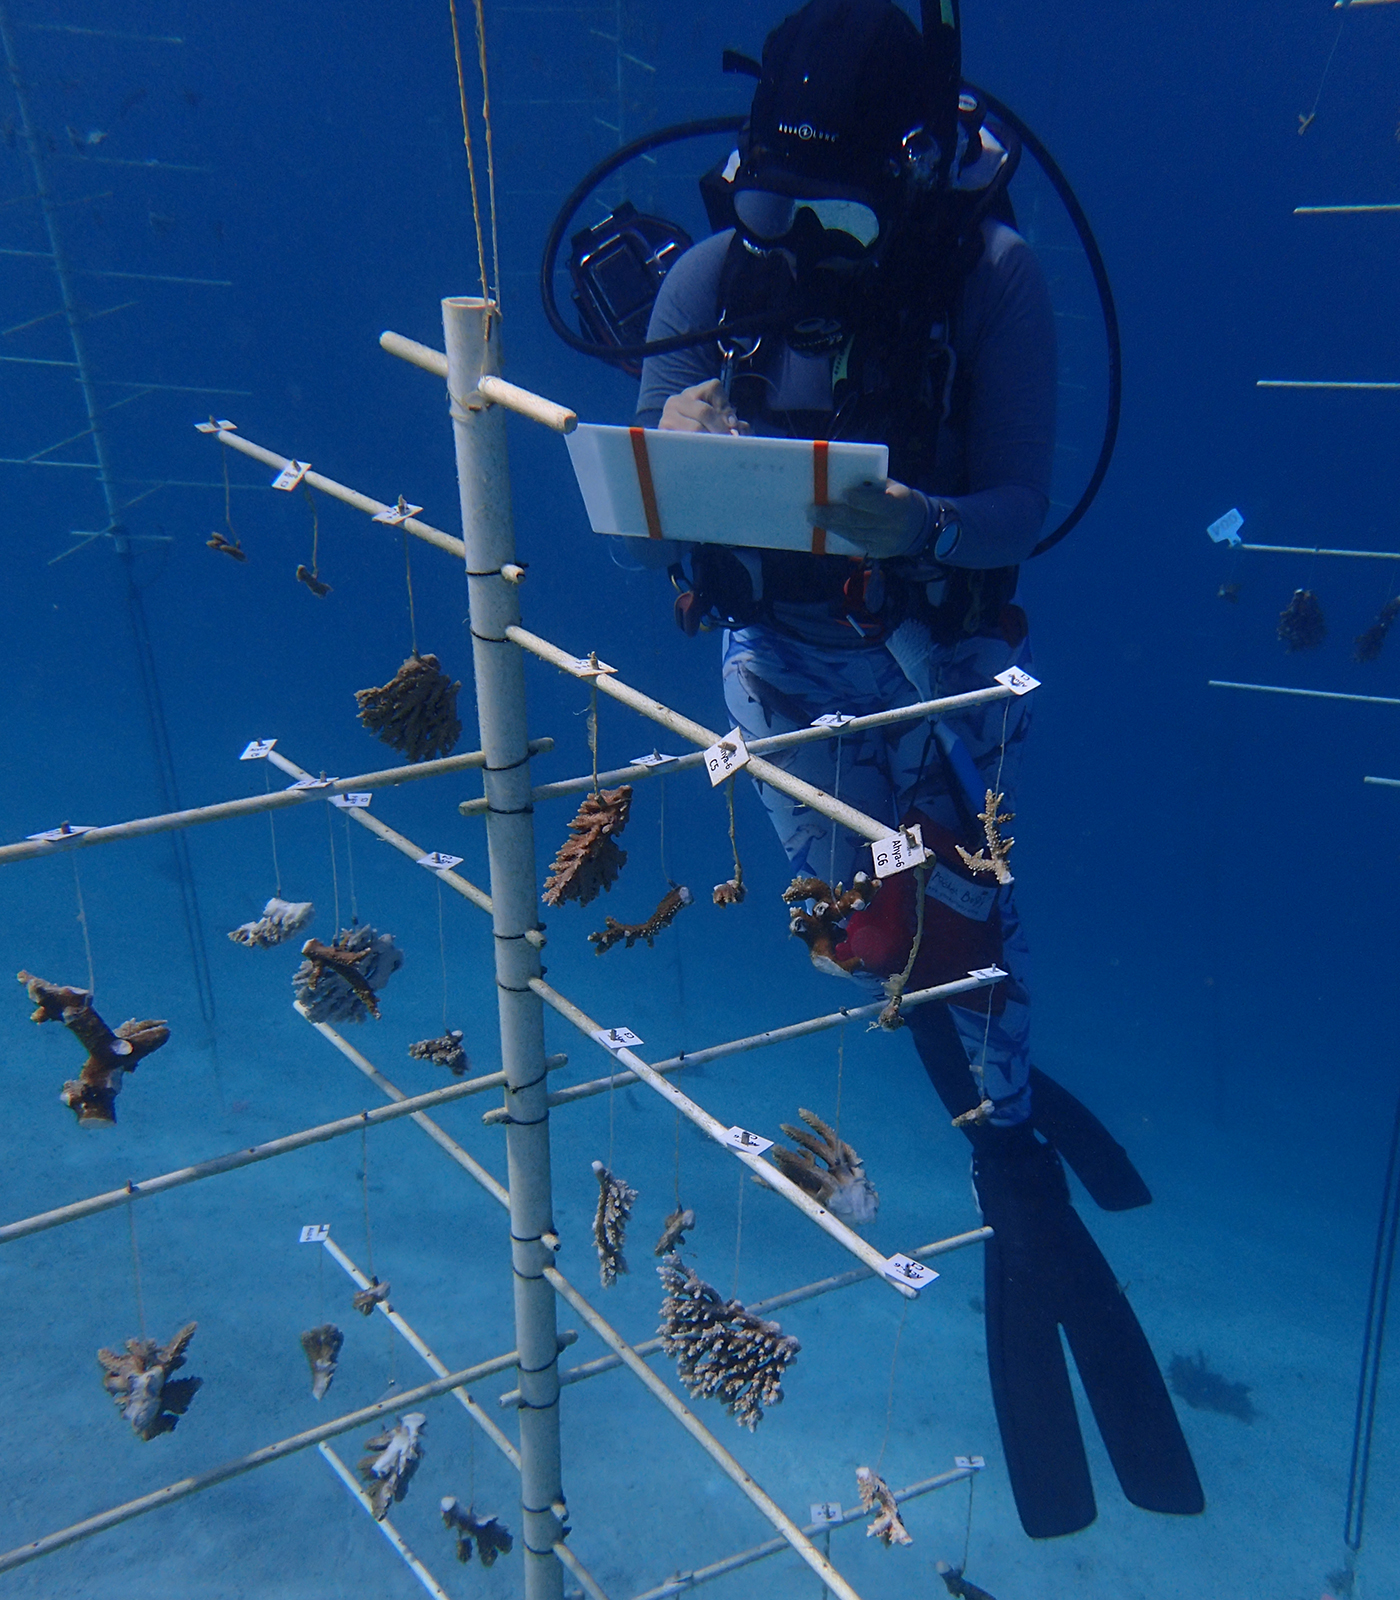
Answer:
[
  {"left": 97, "top": 1322, "right": 202, "bottom": 1440},
  {"left": 359, "top": 1413, "right": 427, "bottom": 1519},
  {"left": 441, "top": 1498, "right": 514, "bottom": 1566},
  {"left": 657, "top": 1254, "right": 800, "bottom": 1430},
  {"left": 1355, "top": 596, "right": 1400, "bottom": 663},
  {"left": 588, "top": 885, "right": 692, "bottom": 953},
  {"left": 542, "top": 786, "right": 631, "bottom": 907},
  {"left": 771, "top": 1109, "right": 879, "bottom": 1225},
  {"left": 300, "top": 1324, "right": 344, "bottom": 1400},
  {"left": 857, "top": 1465, "right": 912, "bottom": 1546},
  {"left": 353, "top": 1278, "right": 391, "bottom": 1316},
  {"left": 956, "top": 791, "right": 1015, "bottom": 886},
  {"left": 1278, "top": 588, "right": 1327, "bottom": 652},
  {"left": 408, "top": 1030, "right": 469, "bottom": 1075},
  {"left": 782, "top": 874, "right": 879, "bottom": 975},
  {"left": 292, "top": 926, "right": 403, "bottom": 1023},
  {"left": 654, "top": 1206, "right": 695, "bottom": 1256},
  {"left": 18, "top": 971, "right": 169, "bottom": 1126},
  {"left": 228, "top": 897, "right": 314, "bottom": 949},
  {"left": 592, "top": 1160, "right": 637, "bottom": 1287},
  {"left": 355, "top": 653, "right": 462, "bottom": 763}
]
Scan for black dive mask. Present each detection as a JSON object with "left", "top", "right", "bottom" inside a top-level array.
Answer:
[{"left": 746, "top": 203, "right": 876, "bottom": 355}]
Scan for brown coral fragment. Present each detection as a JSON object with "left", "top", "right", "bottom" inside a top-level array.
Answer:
[
  {"left": 441, "top": 1497, "right": 513, "bottom": 1566},
  {"left": 18, "top": 971, "right": 170, "bottom": 1127},
  {"left": 97, "top": 1321, "right": 202, "bottom": 1440},
  {"left": 857, "top": 1465, "right": 912, "bottom": 1546},
  {"left": 712, "top": 876, "right": 745, "bottom": 906},
  {"left": 295, "top": 563, "right": 332, "bottom": 597},
  {"left": 300, "top": 1323, "right": 344, "bottom": 1400},
  {"left": 206, "top": 530, "right": 247, "bottom": 561},
  {"left": 359, "top": 1413, "right": 426, "bottom": 1519},
  {"left": 592, "top": 1159, "right": 637, "bottom": 1287},
  {"left": 782, "top": 874, "right": 879, "bottom": 975},
  {"left": 655, "top": 1206, "right": 695, "bottom": 1256},
  {"left": 408, "top": 1030, "right": 468, "bottom": 1075},
  {"left": 298, "top": 937, "right": 383, "bottom": 1020},
  {"left": 352, "top": 1278, "right": 391, "bottom": 1316},
  {"left": 542, "top": 786, "right": 632, "bottom": 908},
  {"left": 1278, "top": 588, "right": 1327, "bottom": 652},
  {"left": 293, "top": 925, "right": 402, "bottom": 1024},
  {"left": 955, "top": 790, "right": 1015, "bottom": 886},
  {"left": 771, "top": 1109, "right": 879, "bottom": 1225},
  {"left": 355, "top": 653, "right": 461, "bottom": 763},
  {"left": 589, "top": 885, "right": 692, "bottom": 953},
  {"left": 1355, "top": 596, "right": 1400, "bottom": 663}
]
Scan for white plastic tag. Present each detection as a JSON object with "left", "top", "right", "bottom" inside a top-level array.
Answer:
[
  {"left": 810, "top": 1502, "right": 843, "bottom": 1525},
  {"left": 968, "top": 965, "right": 1008, "bottom": 984},
  {"left": 954, "top": 1456, "right": 986, "bottom": 1472},
  {"left": 567, "top": 654, "right": 617, "bottom": 678},
  {"left": 871, "top": 823, "right": 926, "bottom": 880},
  {"left": 416, "top": 851, "right": 463, "bottom": 872},
  {"left": 592, "top": 1026, "right": 643, "bottom": 1051},
  {"left": 330, "top": 792, "right": 372, "bottom": 809},
  {"left": 299, "top": 1224, "right": 330, "bottom": 1243},
  {"left": 271, "top": 460, "right": 312, "bottom": 491},
  {"left": 721, "top": 1125, "right": 774, "bottom": 1155},
  {"left": 1207, "top": 507, "right": 1244, "bottom": 546},
  {"left": 239, "top": 738, "right": 277, "bottom": 760},
  {"left": 195, "top": 417, "right": 235, "bottom": 434},
  {"left": 26, "top": 823, "right": 95, "bottom": 842},
  {"left": 704, "top": 730, "right": 750, "bottom": 786},
  {"left": 372, "top": 496, "right": 423, "bottom": 526},
  {"left": 287, "top": 775, "right": 334, "bottom": 791},
  {"left": 882, "top": 1253, "right": 939, "bottom": 1290},
  {"left": 926, "top": 860, "right": 997, "bottom": 922},
  {"left": 629, "top": 751, "right": 678, "bottom": 768},
  {"left": 810, "top": 712, "right": 855, "bottom": 730},
  {"left": 993, "top": 666, "right": 1040, "bottom": 695}
]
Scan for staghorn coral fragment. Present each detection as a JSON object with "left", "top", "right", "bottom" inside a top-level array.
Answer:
[
  {"left": 408, "top": 1029, "right": 468, "bottom": 1075},
  {"left": 542, "top": 786, "right": 631, "bottom": 908},
  {"left": 712, "top": 876, "right": 746, "bottom": 906},
  {"left": 18, "top": 971, "right": 169, "bottom": 1127},
  {"left": 654, "top": 1206, "right": 695, "bottom": 1256},
  {"left": 857, "top": 1465, "right": 912, "bottom": 1546},
  {"left": 229, "top": 897, "right": 314, "bottom": 949},
  {"left": 441, "top": 1497, "right": 514, "bottom": 1566},
  {"left": 657, "top": 1253, "right": 799, "bottom": 1430},
  {"left": 1355, "top": 595, "right": 1400, "bottom": 663},
  {"left": 97, "top": 1321, "right": 201, "bottom": 1439},
  {"left": 352, "top": 1278, "right": 391, "bottom": 1316},
  {"left": 292, "top": 925, "right": 402, "bottom": 1024},
  {"left": 782, "top": 873, "right": 879, "bottom": 976},
  {"left": 1278, "top": 588, "right": 1327, "bottom": 652},
  {"left": 592, "top": 1159, "right": 637, "bottom": 1288},
  {"left": 770, "top": 1109, "right": 879, "bottom": 1225},
  {"left": 955, "top": 790, "right": 1015, "bottom": 886},
  {"left": 295, "top": 563, "right": 332, "bottom": 597},
  {"left": 300, "top": 1323, "right": 344, "bottom": 1400},
  {"left": 951, "top": 1098, "right": 995, "bottom": 1130},
  {"left": 206, "top": 530, "right": 247, "bottom": 561},
  {"left": 589, "top": 885, "right": 691, "bottom": 953},
  {"left": 355, "top": 653, "right": 461, "bottom": 763},
  {"left": 359, "top": 1413, "right": 426, "bottom": 1519}
]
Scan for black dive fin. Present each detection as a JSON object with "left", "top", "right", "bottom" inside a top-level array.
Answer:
[{"left": 1029, "top": 1066, "right": 1152, "bottom": 1211}]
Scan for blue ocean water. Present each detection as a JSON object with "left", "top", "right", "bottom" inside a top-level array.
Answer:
[{"left": 1, "top": 1, "right": 1398, "bottom": 1596}]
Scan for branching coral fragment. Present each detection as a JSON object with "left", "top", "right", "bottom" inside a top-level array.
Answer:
[
  {"left": 97, "top": 1321, "right": 201, "bottom": 1440},
  {"left": 355, "top": 653, "right": 461, "bottom": 762},
  {"left": 228, "top": 897, "right": 314, "bottom": 949},
  {"left": 782, "top": 874, "right": 878, "bottom": 975},
  {"left": 206, "top": 530, "right": 246, "bottom": 561},
  {"left": 300, "top": 1324, "right": 343, "bottom": 1400},
  {"left": 589, "top": 885, "right": 692, "bottom": 953},
  {"left": 771, "top": 1109, "right": 879, "bottom": 1225},
  {"left": 955, "top": 790, "right": 1015, "bottom": 886},
  {"left": 358, "top": 1413, "right": 426, "bottom": 1519},
  {"left": 657, "top": 1253, "right": 800, "bottom": 1430},
  {"left": 654, "top": 1206, "right": 695, "bottom": 1256},
  {"left": 296, "top": 564, "right": 332, "bottom": 597},
  {"left": 1355, "top": 596, "right": 1400, "bottom": 663},
  {"left": 542, "top": 786, "right": 631, "bottom": 907},
  {"left": 1278, "top": 588, "right": 1327, "bottom": 652},
  {"left": 292, "top": 926, "right": 402, "bottom": 1023},
  {"left": 857, "top": 1465, "right": 912, "bottom": 1546},
  {"left": 18, "top": 970, "right": 169, "bottom": 1126},
  {"left": 352, "top": 1278, "right": 391, "bottom": 1316},
  {"left": 408, "top": 1030, "right": 468, "bottom": 1075},
  {"left": 441, "top": 1497, "right": 513, "bottom": 1566},
  {"left": 592, "top": 1159, "right": 637, "bottom": 1287}
]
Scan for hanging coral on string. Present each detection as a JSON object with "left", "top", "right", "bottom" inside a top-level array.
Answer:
[
  {"left": 782, "top": 874, "right": 879, "bottom": 975},
  {"left": 300, "top": 1324, "right": 343, "bottom": 1400},
  {"left": 206, "top": 529, "right": 247, "bottom": 561},
  {"left": 97, "top": 1322, "right": 202, "bottom": 1440},
  {"left": 352, "top": 1278, "right": 391, "bottom": 1316},
  {"left": 937, "top": 1561, "right": 999, "bottom": 1599},
  {"left": 355, "top": 654, "right": 462, "bottom": 763},
  {"left": 441, "top": 1497, "right": 514, "bottom": 1566},
  {"left": 1355, "top": 596, "right": 1400, "bottom": 663},
  {"left": 713, "top": 776, "right": 746, "bottom": 906},
  {"left": 408, "top": 1029, "right": 469, "bottom": 1075},
  {"left": 769, "top": 1109, "right": 879, "bottom": 1225},
  {"left": 542, "top": 786, "right": 631, "bottom": 907},
  {"left": 1278, "top": 588, "right": 1327, "bottom": 652},
  {"left": 654, "top": 1205, "right": 695, "bottom": 1256},
  {"left": 956, "top": 792, "right": 1014, "bottom": 886},
  {"left": 18, "top": 971, "right": 169, "bottom": 1127},
  {"left": 358, "top": 1413, "right": 426, "bottom": 1519},
  {"left": 293, "top": 926, "right": 403, "bottom": 1023},
  {"left": 857, "top": 1465, "right": 912, "bottom": 1546},
  {"left": 657, "top": 1254, "right": 800, "bottom": 1430},
  {"left": 592, "top": 1159, "right": 637, "bottom": 1287},
  {"left": 588, "top": 885, "right": 692, "bottom": 953},
  {"left": 228, "top": 897, "right": 314, "bottom": 949},
  {"left": 295, "top": 481, "right": 332, "bottom": 595}
]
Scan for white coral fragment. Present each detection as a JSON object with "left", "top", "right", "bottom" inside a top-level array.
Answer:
[
  {"left": 592, "top": 1159, "right": 637, "bottom": 1287},
  {"left": 857, "top": 1466, "right": 912, "bottom": 1546},
  {"left": 229, "top": 897, "right": 314, "bottom": 948},
  {"left": 358, "top": 1412, "right": 426, "bottom": 1519}
]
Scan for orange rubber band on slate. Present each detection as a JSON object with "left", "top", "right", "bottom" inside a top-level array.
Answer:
[
  {"left": 629, "top": 426, "right": 664, "bottom": 540},
  {"left": 811, "top": 439, "right": 829, "bottom": 555}
]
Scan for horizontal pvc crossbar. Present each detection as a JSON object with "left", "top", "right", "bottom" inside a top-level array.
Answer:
[
  {"left": 0, "top": 1073, "right": 505, "bottom": 1245},
  {"left": 379, "top": 330, "right": 577, "bottom": 433},
  {"left": 0, "top": 740, "right": 550, "bottom": 869},
  {"left": 506, "top": 625, "right": 891, "bottom": 844},
  {"left": 1365, "top": 776, "right": 1400, "bottom": 789},
  {"left": 459, "top": 685, "right": 1013, "bottom": 818},
  {"left": 531, "top": 976, "right": 921, "bottom": 1297},
  {"left": 1237, "top": 543, "right": 1400, "bottom": 561},
  {"left": 1296, "top": 203, "right": 1400, "bottom": 213},
  {"left": 1257, "top": 380, "right": 1400, "bottom": 390},
  {"left": 483, "top": 973, "right": 1003, "bottom": 1125},
  {"left": 1209, "top": 679, "right": 1400, "bottom": 708},
  {"left": 0, "top": 1351, "right": 524, "bottom": 1575},
  {"left": 318, "top": 1444, "right": 453, "bottom": 1600}
]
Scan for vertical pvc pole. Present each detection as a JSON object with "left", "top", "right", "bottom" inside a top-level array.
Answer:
[{"left": 443, "top": 297, "right": 564, "bottom": 1600}]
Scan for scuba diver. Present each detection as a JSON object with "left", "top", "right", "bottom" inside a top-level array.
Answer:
[{"left": 627, "top": 0, "right": 1206, "bottom": 1541}]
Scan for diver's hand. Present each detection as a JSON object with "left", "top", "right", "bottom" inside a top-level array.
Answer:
[
  {"left": 658, "top": 379, "right": 750, "bottom": 435},
  {"left": 810, "top": 479, "right": 928, "bottom": 559}
]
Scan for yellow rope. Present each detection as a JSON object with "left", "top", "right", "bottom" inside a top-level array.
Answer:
[
  {"left": 472, "top": 0, "right": 501, "bottom": 302},
  {"left": 448, "top": 0, "right": 490, "bottom": 304}
]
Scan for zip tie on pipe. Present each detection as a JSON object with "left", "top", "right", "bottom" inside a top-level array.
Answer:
[
  {"left": 1209, "top": 679, "right": 1400, "bottom": 708},
  {"left": 318, "top": 1445, "right": 454, "bottom": 1600}
]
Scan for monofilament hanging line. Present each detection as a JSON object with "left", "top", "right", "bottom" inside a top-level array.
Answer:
[
  {"left": 471, "top": 0, "right": 501, "bottom": 302},
  {"left": 960, "top": 1464, "right": 977, "bottom": 1573},
  {"left": 220, "top": 440, "right": 235, "bottom": 540},
  {"left": 262, "top": 763, "right": 282, "bottom": 897},
  {"left": 402, "top": 528, "right": 419, "bottom": 657},
  {"left": 361, "top": 1120, "right": 376, "bottom": 1282},
  {"left": 732, "top": 1166, "right": 745, "bottom": 1301},
  {"left": 125, "top": 1186, "right": 147, "bottom": 1342},
  {"left": 448, "top": 0, "right": 491, "bottom": 304},
  {"left": 343, "top": 812, "right": 358, "bottom": 926},
  {"left": 437, "top": 880, "right": 450, "bottom": 1032},
  {"left": 828, "top": 732, "right": 843, "bottom": 887},
  {"left": 326, "top": 805, "right": 341, "bottom": 933},
  {"left": 70, "top": 853, "right": 95, "bottom": 997},
  {"left": 875, "top": 1298, "right": 910, "bottom": 1474},
  {"left": 301, "top": 482, "right": 321, "bottom": 580},
  {"left": 1300, "top": 15, "right": 1346, "bottom": 134},
  {"left": 587, "top": 675, "right": 600, "bottom": 793}
]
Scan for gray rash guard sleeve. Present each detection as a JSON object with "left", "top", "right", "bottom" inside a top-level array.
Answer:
[{"left": 634, "top": 223, "right": 1057, "bottom": 570}]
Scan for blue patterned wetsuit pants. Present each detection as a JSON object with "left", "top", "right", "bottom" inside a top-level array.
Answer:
[{"left": 721, "top": 623, "right": 1034, "bottom": 1126}]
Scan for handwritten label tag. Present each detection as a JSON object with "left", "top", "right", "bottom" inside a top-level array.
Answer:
[
  {"left": 416, "top": 852, "right": 463, "bottom": 872},
  {"left": 25, "top": 824, "right": 95, "bottom": 842},
  {"left": 704, "top": 730, "right": 750, "bottom": 786},
  {"left": 287, "top": 775, "right": 334, "bottom": 791},
  {"left": 882, "top": 1253, "right": 939, "bottom": 1290},
  {"left": 567, "top": 655, "right": 617, "bottom": 678},
  {"left": 195, "top": 417, "right": 236, "bottom": 434},
  {"left": 271, "top": 460, "right": 312, "bottom": 491},
  {"left": 629, "top": 751, "right": 678, "bottom": 769},
  {"left": 926, "top": 860, "right": 997, "bottom": 922},
  {"left": 592, "top": 1026, "right": 643, "bottom": 1051},
  {"left": 239, "top": 738, "right": 277, "bottom": 761},
  {"left": 721, "top": 1125, "right": 774, "bottom": 1155},
  {"left": 330, "top": 793, "right": 372, "bottom": 810},
  {"left": 810, "top": 712, "right": 855, "bottom": 730},
  {"left": 372, "top": 497, "right": 423, "bottom": 526},
  {"left": 968, "top": 965, "right": 1008, "bottom": 984},
  {"left": 810, "top": 1502, "right": 843, "bottom": 1525},
  {"left": 1207, "top": 507, "right": 1244, "bottom": 546},
  {"left": 299, "top": 1224, "right": 330, "bottom": 1243},
  {"left": 993, "top": 666, "right": 1040, "bottom": 696},
  {"left": 954, "top": 1456, "right": 986, "bottom": 1472},
  {"left": 871, "top": 823, "right": 926, "bottom": 880}
]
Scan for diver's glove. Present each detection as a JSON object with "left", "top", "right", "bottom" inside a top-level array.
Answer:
[{"left": 807, "top": 480, "right": 932, "bottom": 559}]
